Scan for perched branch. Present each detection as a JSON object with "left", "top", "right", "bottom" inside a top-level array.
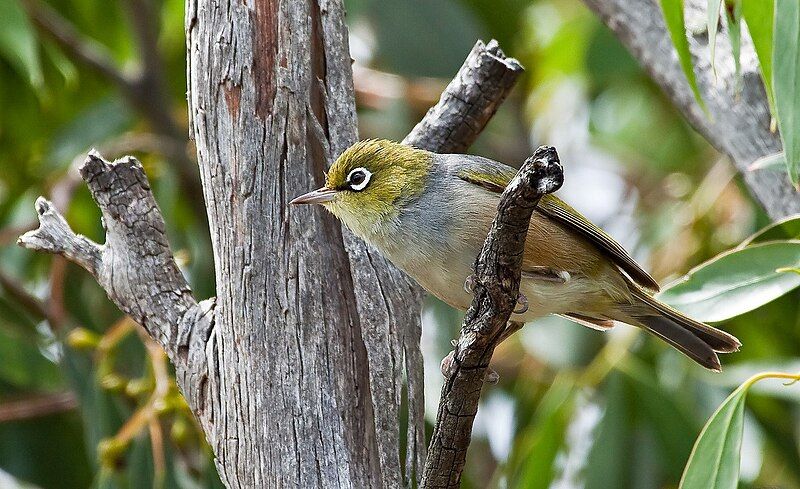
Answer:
[
  {"left": 360, "top": 38, "right": 524, "bottom": 484},
  {"left": 582, "top": 0, "right": 800, "bottom": 219},
  {"left": 18, "top": 153, "right": 200, "bottom": 362},
  {"left": 420, "top": 146, "right": 564, "bottom": 489},
  {"left": 404, "top": 39, "right": 524, "bottom": 152}
]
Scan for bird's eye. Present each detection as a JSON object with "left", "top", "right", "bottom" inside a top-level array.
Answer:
[{"left": 347, "top": 167, "right": 372, "bottom": 191}]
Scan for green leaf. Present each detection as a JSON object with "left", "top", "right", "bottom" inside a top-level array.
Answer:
[
  {"left": 742, "top": 0, "right": 776, "bottom": 111},
  {"left": 773, "top": 0, "right": 800, "bottom": 184},
  {"left": 659, "top": 0, "right": 706, "bottom": 109},
  {"left": 725, "top": 1, "right": 743, "bottom": 91},
  {"left": 657, "top": 241, "right": 800, "bottom": 322},
  {"left": 707, "top": 0, "right": 723, "bottom": 72},
  {"left": 0, "top": 0, "right": 43, "bottom": 89},
  {"left": 679, "top": 385, "right": 746, "bottom": 489},
  {"left": 740, "top": 214, "right": 800, "bottom": 246}
]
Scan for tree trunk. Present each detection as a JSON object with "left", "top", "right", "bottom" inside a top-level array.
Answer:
[
  {"left": 184, "top": 2, "right": 522, "bottom": 486},
  {"left": 184, "top": 0, "right": 411, "bottom": 486}
]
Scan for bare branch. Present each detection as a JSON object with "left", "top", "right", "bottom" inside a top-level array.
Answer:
[
  {"left": 18, "top": 153, "right": 200, "bottom": 362},
  {"left": 420, "top": 147, "right": 564, "bottom": 489},
  {"left": 0, "top": 391, "right": 78, "bottom": 423},
  {"left": 582, "top": 0, "right": 800, "bottom": 219},
  {"left": 18, "top": 197, "right": 102, "bottom": 277},
  {"left": 404, "top": 39, "right": 524, "bottom": 153}
]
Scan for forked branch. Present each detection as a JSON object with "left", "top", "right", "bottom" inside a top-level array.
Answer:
[{"left": 18, "top": 152, "right": 202, "bottom": 365}]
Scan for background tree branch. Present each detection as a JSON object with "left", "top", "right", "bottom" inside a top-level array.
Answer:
[
  {"left": 420, "top": 146, "right": 564, "bottom": 489},
  {"left": 582, "top": 0, "right": 799, "bottom": 219}
]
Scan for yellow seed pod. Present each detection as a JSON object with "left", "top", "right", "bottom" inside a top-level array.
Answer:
[{"left": 67, "top": 327, "right": 100, "bottom": 350}]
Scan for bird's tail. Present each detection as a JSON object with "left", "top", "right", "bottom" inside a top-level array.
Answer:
[{"left": 614, "top": 286, "right": 741, "bottom": 371}]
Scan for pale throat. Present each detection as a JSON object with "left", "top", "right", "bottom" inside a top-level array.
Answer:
[{"left": 324, "top": 200, "right": 401, "bottom": 249}]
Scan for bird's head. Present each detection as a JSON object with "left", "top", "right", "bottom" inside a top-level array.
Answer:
[{"left": 290, "top": 139, "right": 432, "bottom": 241}]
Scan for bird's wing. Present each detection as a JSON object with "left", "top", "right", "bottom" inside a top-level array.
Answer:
[{"left": 453, "top": 156, "right": 660, "bottom": 291}]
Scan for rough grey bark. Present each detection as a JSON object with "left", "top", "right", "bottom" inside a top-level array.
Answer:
[
  {"left": 185, "top": 0, "right": 524, "bottom": 480},
  {"left": 404, "top": 40, "right": 524, "bottom": 152},
  {"left": 18, "top": 154, "right": 201, "bottom": 355},
  {"left": 420, "top": 147, "right": 564, "bottom": 489},
  {"left": 20, "top": 2, "right": 523, "bottom": 485},
  {"left": 582, "top": 0, "right": 799, "bottom": 219}
]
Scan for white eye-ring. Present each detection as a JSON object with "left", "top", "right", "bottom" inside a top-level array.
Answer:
[{"left": 347, "top": 167, "right": 372, "bottom": 191}]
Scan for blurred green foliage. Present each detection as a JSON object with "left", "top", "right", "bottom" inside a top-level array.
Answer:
[{"left": 0, "top": 0, "right": 798, "bottom": 488}]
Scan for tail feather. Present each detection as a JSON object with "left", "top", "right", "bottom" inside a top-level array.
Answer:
[
  {"left": 633, "top": 314, "right": 722, "bottom": 371},
  {"left": 616, "top": 286, "right": 741, "bottom": 371}
]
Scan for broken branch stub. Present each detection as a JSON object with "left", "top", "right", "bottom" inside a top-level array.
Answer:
[{"left": 19, "top": 152, "right": 200, "bottom": 363}]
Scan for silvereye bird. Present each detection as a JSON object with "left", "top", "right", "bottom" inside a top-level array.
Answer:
[{"left": 291, "top": 139, "right": 740, "bottom": 370}]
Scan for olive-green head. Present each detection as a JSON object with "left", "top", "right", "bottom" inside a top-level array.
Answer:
[{"left": 290, "top": 139, "right": 432, "bottom": 240}]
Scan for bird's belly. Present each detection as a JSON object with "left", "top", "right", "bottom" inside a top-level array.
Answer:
[{"left": 404, "top": 254, "right": 603, "bottom": 323}]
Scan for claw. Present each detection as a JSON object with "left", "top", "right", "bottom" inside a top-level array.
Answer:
[
  {"left": 463, "top": 275, "right": 476, "bottom": 294},
  {"left": 440, "top": 350, "right": 456, "bottom": 377},
  {"left": 513, "top": 293, "right": 529, "bottom": 314},
  {"left": 484, "top": 367, "right": 500, "bottom": 384}
]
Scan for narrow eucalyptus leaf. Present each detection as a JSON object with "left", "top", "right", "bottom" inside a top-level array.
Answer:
[
  {"left": 658, "top": 241, "right": 800, "bottom": 322},
  {"left": 773, "top": 0, "right": 800, "bottom": 184},
  {"left": 707, "top": 0, "right": 724, "bottom": 72},
  {"left": 0, "top": 0, "right": 43, "bottom": 88},
  {"left": 659, "top": 0, "right": 706, "bottom": 109},
  {"left": 739, "top": 213, "right": 800, "bottom": 246},
  {"left": 679, "top": 386, "right": 747, "bottom": 489},
  {"left": 742, "top": 0, "right": 776, "bottom": 111}
]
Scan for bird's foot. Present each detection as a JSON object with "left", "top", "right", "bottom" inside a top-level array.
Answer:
[
  {"left": 514, "top": 293, "right": 529, "bottom": 314},
  {"left": 484, "top": 367, "right": 500, "bottom": 384},
  {"left": 440, "top": 350, "right": 456, "bottom": 377},
  {"left": 463, "top": 275, "right": 476, "bottom": 294}
]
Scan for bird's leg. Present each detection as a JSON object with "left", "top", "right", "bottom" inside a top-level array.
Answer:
[{"left": 522, "top": 266, "right": 571, "bottom": 283}]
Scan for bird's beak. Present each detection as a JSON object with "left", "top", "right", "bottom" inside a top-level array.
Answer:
[{"left": 289, "top": 187, "right": 337, "bottom": 205}]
